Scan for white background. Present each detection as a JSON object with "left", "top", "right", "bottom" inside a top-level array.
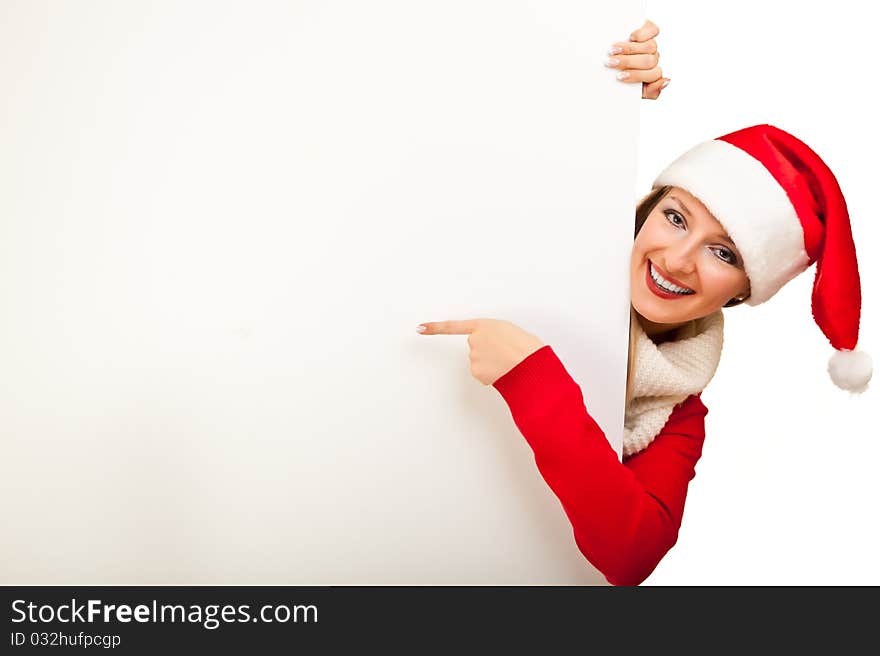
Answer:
[
  {"left": 0, "top": 1, "right": 644, "bottom": 584},
  {"left": 638, "top": 0, "right": 878, "bottom": 584},
  {"left": 2, "top": 0, "right": 874, "bottom": 587}
]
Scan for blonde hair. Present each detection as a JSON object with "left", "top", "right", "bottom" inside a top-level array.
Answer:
[{"left": 625, "top": 305, "right": 640, "bottom": 405}]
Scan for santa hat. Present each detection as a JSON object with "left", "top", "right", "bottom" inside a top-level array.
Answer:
[{"left": 652, "top": 123, "right": 872, "bottom": 394}]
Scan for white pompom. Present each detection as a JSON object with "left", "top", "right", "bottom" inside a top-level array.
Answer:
[{"left": 827, "top": 349, "right": 873, "bottom": 393}]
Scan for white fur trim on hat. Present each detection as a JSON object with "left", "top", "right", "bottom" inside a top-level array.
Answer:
[
  {"left": 653, "top": 139, "right": 811, "bottom": 305},
  {"left": 828, "top": 348, "right": 872, "bottom": 393}
]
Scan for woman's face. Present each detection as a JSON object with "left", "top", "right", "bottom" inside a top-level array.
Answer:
[{"left": 630, "top": 186, "right": 750, "bottom": 325}]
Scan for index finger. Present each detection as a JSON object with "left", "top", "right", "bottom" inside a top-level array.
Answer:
[
  {"left": 417, "top": 319, "right": 480, "bottom": 335},
  {"left": 609, "top": 39, "right": 656, "bottom": 56},
  {"left": 630, "top": 19, "right": 659, "bottom": 42}
]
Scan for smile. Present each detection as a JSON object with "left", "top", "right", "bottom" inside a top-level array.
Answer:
[{"left": 646, "top": 261, "right": 695, "bottom": 297}]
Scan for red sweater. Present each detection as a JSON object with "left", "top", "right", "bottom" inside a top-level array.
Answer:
[{"left": 492, "top": 344, "right": 708, "bottom": 586}]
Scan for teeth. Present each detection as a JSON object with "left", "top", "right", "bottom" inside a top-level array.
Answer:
[{"left": 650, "top": 263, "right": 693, "bottom": 295}]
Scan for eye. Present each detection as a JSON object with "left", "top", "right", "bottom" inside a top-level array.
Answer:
[
  {"left": 664, "top": 209, "right": 685, "bottom": 228},
  {"left": 711, "top": 247, "right": 739, "bottom": 266}
]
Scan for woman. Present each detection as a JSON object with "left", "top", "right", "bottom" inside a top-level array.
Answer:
[{"left": 417, "top": 25, "right": 872, "bottom": 585}]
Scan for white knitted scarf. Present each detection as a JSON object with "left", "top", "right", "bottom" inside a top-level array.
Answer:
[{"left": 623, "top": 308, "right": 724, "bottom": 458}]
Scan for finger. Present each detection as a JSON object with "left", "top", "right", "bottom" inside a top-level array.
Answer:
[
  {"left": 630, "top": 19, "right": 659, "bottom": 42},
  {"left": 616, "top": 66, "right": 662, "bottom": 84},
  {"left": 604, "top": 52, "right": 659, "bottom": 71},
  {"left": 642, "top": 78, "right": 670, "bottom": 100},
  {"left": 609, "top": 39, "right": 657, "bottom": 56},
  {"left": 416, "top": 319, "right": 479, "bottom": 335}
]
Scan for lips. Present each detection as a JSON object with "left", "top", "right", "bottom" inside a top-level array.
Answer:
[
  {"left": 645, "top": 261, "right": 694, "bottom": 299},
  {"left": 650, "top": 261, "right": 693, "bottom": 290}
]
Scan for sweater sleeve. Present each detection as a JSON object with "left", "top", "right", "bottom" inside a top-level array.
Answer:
[{"left": 492, "top": 344, "right": 708, "bottom": 586}]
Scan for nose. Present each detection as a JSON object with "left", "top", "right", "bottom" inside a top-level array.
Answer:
[{"left": 662, "top": 238, "right": 698, "bottom": 280}]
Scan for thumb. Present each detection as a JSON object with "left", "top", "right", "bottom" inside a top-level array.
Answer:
[{"left": 642, "top": 78, "right": 670, "bottom": 100}]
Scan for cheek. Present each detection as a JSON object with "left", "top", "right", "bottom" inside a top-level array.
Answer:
[
  {"left": 629, "top": 244, "right": 646, "bottom": 281},
  {"left": 629, "top": 239, "right": 641, "bottom": 276},
  {"left": 630, "top": 229, "right": 651, "bottom": 263},
  {"left": 629, "top": 244, "right": 640, "bottom": 271},
  {"left": 701, "top": 267, "right": 745, "bottom": 299},
  {"left": 633, "top": 220, "right": 664, "bottom": 253}
]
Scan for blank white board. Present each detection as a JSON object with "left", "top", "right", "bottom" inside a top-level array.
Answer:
[{"left": 0, "top": 1, "right": 643, "bottom": 584}]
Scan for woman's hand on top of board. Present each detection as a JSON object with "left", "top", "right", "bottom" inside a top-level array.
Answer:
[{"left": 607, "top": 19, "right": 669, "bottom": 100}]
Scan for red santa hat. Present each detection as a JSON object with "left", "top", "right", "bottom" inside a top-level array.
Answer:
[{"left": 653, "top": 123, "right": 872, "bottom": 394}]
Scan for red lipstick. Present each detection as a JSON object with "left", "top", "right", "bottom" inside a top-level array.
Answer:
[{"left": 646, "top": 262, "right": 694, "bottom": 299}]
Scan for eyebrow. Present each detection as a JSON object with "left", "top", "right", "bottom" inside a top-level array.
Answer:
[{"left": 669, "top": 195, "right": 738, "bottom": 248}]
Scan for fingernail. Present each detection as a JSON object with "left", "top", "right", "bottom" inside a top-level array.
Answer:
[
  {"left": 617, "top": 71, "right": 630, "bottom": 80},
  {"left": 661, "top": 79, "right": 670, "bottom": 88},
  {"left": 608, "top": 46, "right": 623, "bottom": 55},
  {"left": 416, "top": 325, "right": 426, "bottom": 333},
  {"left": 604, "top": 57, "right": 620, "bottom": 67}
]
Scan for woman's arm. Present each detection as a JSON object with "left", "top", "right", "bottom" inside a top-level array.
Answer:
[{"left": 492, "top": 345, "right": 707, "bottom": 586}]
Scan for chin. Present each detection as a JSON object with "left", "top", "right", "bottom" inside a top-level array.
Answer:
[
  {"left": 635, "top": 295, "right": 724, "bottom": 325},
  {"left": 633, "top": 299, "right": 676, "bottom": 323},
  {"left": 632, "top": 289, "right": 696, "bottom": 324}
]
